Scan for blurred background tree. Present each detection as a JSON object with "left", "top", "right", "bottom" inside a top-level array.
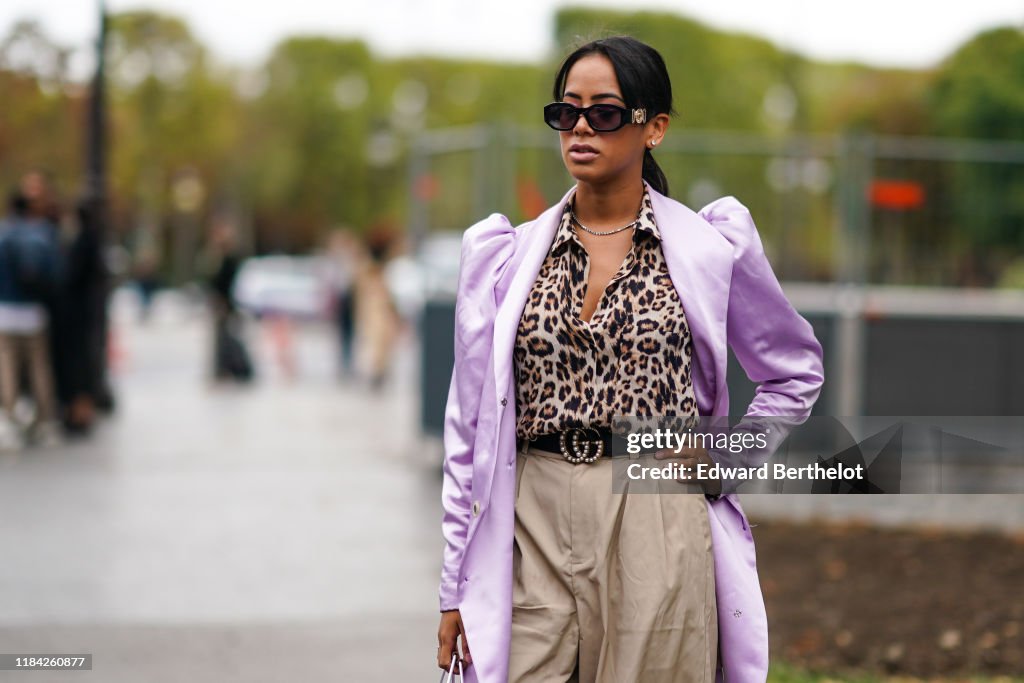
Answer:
[
  {"left": 0, "top": 9, "right": 1021, "bottom": 285},
  {"left": 105, "top": 11, "right": 240, "bottom": 282},
  {"left": 0, "top": 20, "right": 81, "bottom": 199},
  {"left": 928, "top": 26, "right": 1024, "bottom": 281},
  {"left": 238, "top": 37, "right": 375, "bottom": 251}
]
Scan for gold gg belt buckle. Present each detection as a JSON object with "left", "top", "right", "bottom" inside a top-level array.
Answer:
[{"left": 559, "top": 427, "right": 604, "bottom": 464}]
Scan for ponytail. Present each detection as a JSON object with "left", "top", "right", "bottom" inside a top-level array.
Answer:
[{"left": 643, "top": 148, "right": 669, "bottom": 197}]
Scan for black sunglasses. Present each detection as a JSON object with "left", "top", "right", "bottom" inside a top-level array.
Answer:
[{"left": 543, "top": 102, "right": 648, "bottom": 132}]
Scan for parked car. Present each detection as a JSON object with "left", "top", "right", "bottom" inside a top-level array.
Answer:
[
  {"left": 384, "top": 232, "right": 463, "bottom": 321},
  {"left": 232, "top": 255, "right": 331, "bottom": 320}
]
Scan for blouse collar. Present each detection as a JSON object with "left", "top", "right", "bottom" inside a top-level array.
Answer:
[{"left": 552, "top": 186, "right": 660, "bottom": 253}]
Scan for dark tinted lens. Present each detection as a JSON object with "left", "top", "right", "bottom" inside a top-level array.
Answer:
[
  {"left": 544, "top": 103, "right": 579, "bottom": 130},
  {"left": 587, "top": 105, "right": 625, "bottom": 131}
]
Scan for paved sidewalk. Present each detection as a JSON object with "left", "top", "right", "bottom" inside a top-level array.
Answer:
[
  {"left": 0, "top": 292, "right": 445, "bottom": 682},
  {"left": 4, "top": 290, "right": 1018, "bottom": 682}
]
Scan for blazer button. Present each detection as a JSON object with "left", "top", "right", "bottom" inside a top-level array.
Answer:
[
  {"left": 500, "top": 397, "right": 508, "bottom": 407},
  {"left": 472, "top": 500, "right": 481, "bottom": 516}
]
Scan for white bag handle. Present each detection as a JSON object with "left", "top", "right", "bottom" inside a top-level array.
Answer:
[{"left": 438, "top": 655, "right": 462, "bottom": 683}]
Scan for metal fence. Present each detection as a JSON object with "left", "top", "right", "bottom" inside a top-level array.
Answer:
[
  {"left": 408, "top": 126, "right": 1024, "bottom": 287},
  {"left": 410, "top": 127, "right": 1024, "bottom": 429}
]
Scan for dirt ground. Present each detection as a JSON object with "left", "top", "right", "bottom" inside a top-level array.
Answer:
[{"left": 751, "top": 518, "right": 1024, "bottom": 677}]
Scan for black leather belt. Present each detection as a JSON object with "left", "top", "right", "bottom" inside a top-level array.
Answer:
[{"left": 525, "top": 427, "right": 661, "bottom": 464}]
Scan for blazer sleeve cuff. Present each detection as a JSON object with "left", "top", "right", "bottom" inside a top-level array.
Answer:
[{"left": 439, "top": 581, "right": 461, "bottom": 612}]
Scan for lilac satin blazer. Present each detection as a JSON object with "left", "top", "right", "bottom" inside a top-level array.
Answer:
[{"left": 439, "top": 183, "right": 825, "bottom": 683}]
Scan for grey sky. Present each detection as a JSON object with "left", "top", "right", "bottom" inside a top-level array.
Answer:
[{"left": 2, "top": 0, "right": 1022, "bottom": 70}]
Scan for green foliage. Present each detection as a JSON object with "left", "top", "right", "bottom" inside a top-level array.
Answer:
[
  {"left": 1, "top": 8, "right": 1023, "bottom": 281},
  {"left": 240, "top": 37, "right": 374, "bottom": 246},
  {"left": 928, "top": 27, "right": 1024, "bottom": 251},
  {"left": 802, "top": 63, "right": 932, "bottom": 135},
  {"left": 553, "top": 8, "right": 792, "bottom": 130},
  {"left": 768, "top": 661, "right": 1024, "bottom": 683},
  {"left": 931, "top": 27, "right": 1024, "bottom": 140},
  {"left": 0, "top": 20, "right": 79, "bottom": 200},
  {"left": 106, "top": 11, "right": 239, "bottom": 222}
]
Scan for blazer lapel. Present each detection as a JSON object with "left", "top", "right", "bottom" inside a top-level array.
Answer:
[
  {"left": 647, "top": 185, "right": 734, "bottom": 416},
  {"left": 491, "top": 186, "right": 575, "bottom": 403}
]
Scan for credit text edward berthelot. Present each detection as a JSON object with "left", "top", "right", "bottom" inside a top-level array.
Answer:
[{"left": 623, "top": 426, "right": 866, "bottom": 483}]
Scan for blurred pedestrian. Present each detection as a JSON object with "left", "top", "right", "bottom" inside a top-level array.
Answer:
[
  {"left": 354, "top": 226, "right": 400, "bottom": 391},
  {"left": 324, "top": 229, "right": 358, "bottom": 378},
  {"left": 0, "top": 188, "right": 62, "bottom": 451},
  {"left": 132, "top": 246, "right": 162, "bottom": 323},
  {"left": 49, "top": 197, "right": 111, "bottom": 434},
  {"left": 19, "top": 170, "right": 62, "bottom": 228},
  {"left": 204, "top": 217, "right": 253, "bottom": 383}
]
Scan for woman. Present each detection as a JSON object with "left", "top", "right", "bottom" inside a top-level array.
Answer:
[
  {"left": 354, "top": 226, "right": 401, "bottom": 390},
  {"left": 436, "top": 36, "right": 824, "bottom": 683}
]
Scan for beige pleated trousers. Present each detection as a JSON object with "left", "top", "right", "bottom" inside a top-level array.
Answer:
[{"left": 510, "top": 445, "right": 718, "bottom": 683}]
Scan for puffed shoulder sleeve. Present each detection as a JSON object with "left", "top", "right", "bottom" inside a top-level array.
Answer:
[
  {"left": 699, "top": 196, "right": 824, "bottom": 420},
  {"left": 439, "top": 213, "right": 516, "bottom": 612},
  {"left": 451, "top": 214, "right": 518, "bottom": 362}
]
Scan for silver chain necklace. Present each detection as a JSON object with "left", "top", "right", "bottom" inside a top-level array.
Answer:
[{"left": 570, "top": 206, "right": 639, "bottom": 236}]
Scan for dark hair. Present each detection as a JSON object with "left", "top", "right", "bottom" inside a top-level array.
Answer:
[{"left": 552, "top": 36, "right": 675, "bottom": 196}]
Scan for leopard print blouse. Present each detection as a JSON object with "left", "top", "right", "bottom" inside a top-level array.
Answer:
[{"left": 513, "top": 188, "right": 700, "bottom": 442}]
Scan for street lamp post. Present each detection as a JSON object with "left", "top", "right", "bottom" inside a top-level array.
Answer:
[
  {"left": 85, "top": 0, "right": 107, "bottom": 203},
  {"left": 84, "top": 0, "right": 115, "bottom": 412}
]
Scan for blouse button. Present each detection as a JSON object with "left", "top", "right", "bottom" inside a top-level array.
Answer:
[{"left": 500, "top": 397, "right": 508, "bottom": 407}]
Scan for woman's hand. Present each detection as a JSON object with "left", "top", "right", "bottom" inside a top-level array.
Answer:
[
  {"left": 437, "top": 609, "right": 472, "bottom": 672},
  {"left": 654, "top": 446, "right": 722, "bottom": 496}
]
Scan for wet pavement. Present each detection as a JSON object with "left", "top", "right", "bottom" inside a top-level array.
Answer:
[{"left": 0, "top": 291, "right": 445, "bottom": 682}]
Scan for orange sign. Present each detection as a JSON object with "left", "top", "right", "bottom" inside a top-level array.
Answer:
[{"left": 869, "top": 180, "right": 924, "bottom": 210}]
